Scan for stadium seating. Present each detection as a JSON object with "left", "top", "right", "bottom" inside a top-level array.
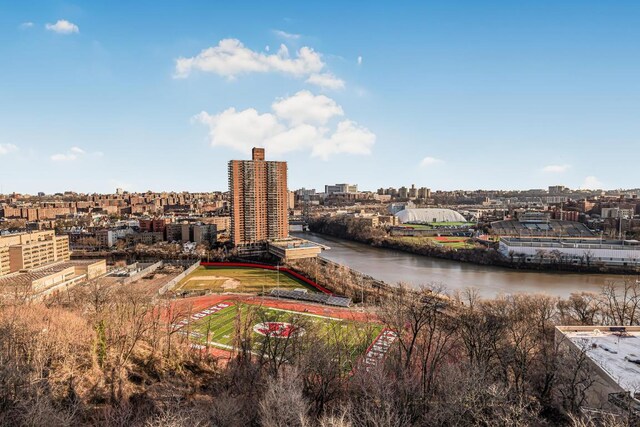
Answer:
[
  {"left": 491, "top": 220, "right": 594, "bottom": 238},
  {"left": 269, "top": 289, "right": 352, "bottom": 307}
]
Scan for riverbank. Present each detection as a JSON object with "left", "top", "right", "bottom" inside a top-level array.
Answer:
[
  {"left": 293, "top": 231, "right": 632, "bottom": 297},
  {"left": 307, "top": 217, "right": 640, "bottom": 275}
]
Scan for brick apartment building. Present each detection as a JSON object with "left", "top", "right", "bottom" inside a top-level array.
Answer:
[{"left": 228, "top": 148, "right": 289, "bottom": 245}]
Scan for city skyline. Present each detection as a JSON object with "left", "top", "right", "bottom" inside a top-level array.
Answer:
[{"left": 1, "top": 1, "right": 640, "bottom": 193}]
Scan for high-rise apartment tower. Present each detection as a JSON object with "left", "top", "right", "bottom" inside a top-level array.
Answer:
[{"left": 228, "top": 148, "right": 289, "bottom": 245}]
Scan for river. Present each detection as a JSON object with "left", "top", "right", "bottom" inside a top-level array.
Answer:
[{"left": 293, "top": 231, "right": 631, "bottom": 298}]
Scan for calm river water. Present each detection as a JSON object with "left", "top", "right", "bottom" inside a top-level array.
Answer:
[{"left": 293, "top": 232, "right": 631, "bottom": 298}]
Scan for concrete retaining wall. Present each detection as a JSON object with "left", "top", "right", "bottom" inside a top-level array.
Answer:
[
  {"left": 121, "top": 260, "right": 163, "bottom": 285},
  {"left": 159, "top": 261, "right": 200, "bottom": 295}
]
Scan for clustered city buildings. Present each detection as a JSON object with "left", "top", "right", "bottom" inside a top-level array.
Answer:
[
  {"left": 0, "top": 190, "right": 232, "bottom": 251},
  {"left": 4, "top": 162, "right": 640, "bottom": 268}
]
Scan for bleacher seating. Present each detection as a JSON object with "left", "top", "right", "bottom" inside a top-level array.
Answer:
[
  {"left": 269, "top": 289, "right": 352, "bottom": 307},
  {"left": 491, "top": 220, "right": 594, "bottom": 238},
  {"left": 325, "top": 295, "right": 352, "bottom": 307}
]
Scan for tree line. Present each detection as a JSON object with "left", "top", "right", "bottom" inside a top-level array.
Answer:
[{"left": 3, "top": 274, "right": 640, "bottom": 425}]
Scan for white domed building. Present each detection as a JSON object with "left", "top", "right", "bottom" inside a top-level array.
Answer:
[{"left": 394, "top": 208, "right": 466, "bottom": 224}]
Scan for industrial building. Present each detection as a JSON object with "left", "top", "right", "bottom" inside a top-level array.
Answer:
[
  {"left": 499, "top": 237, "right": 640, "bottom": 267},
  {"left": 491, "top": 218, "right": 594, "bottom": 238},
  {"left": 228, "top": 147, "right": 289, "bottom": 245}
]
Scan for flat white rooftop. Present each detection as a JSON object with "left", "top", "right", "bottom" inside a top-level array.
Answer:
[{"left": 564, "top": 328, "right": 640, "bottom": 394}]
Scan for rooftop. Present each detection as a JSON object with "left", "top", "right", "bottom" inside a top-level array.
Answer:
[
  {"left": 501, "top": 237, "right": 640, "bottom": 251},
  {"left": 561, "top": 327, "right": 640, "bottom": 394},
  {"left": 0, "top": 260, "right": 101, "bottom": 288},
  {"left": 269, "top": 238, "right": 329, "bottom": 250}
]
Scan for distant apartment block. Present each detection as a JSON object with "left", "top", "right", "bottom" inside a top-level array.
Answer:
[
  {"left": 418, "top": 187, "right": 431, "bottom": 199},
  {"left": 126, "top": 232, "right": 164, "bottom": 245},
  {"left": 165, "top": 222, "right": 217, "bottom": 244},
  {"left": 288, "top": 191, "right": 295, "bottom": 210},
  {"left": 139, "top": 218, "right": 167, "bottom": 233},
  {"left": 95, "top": 228, "right": 134, "bottom": 247},
  {"left": 0, "top": 230, "right": 70, "bottom": 274},
  {"left": 601, "top": 207, "right": 635, "bottom": 219},
  {"left": 324, "top": 183, "right": 358, "bottom": 195},
  {"left": 548, "top": 185, "right": 568, "bottom": 195},
  {"left": 228, "top": 148, "right": 289, "bottom": 245},
  {"left": 201, "top": 216, "right": 230, "bottom": 232}
]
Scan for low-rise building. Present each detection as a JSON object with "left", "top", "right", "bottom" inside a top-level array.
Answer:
[
  {"left": 0, "top": 259, "right": 107, "bottom": 299},
  {"left": 126, "top": 232, "right": 164, "bottom": 245},
  {"left": 0, "top": 230, "right": 70, "bottom": 274},
  {"left": 268, "top": 238, "right": 326, "bottom": 261},
  {"left": 499, "top": 237, "right": 640, "bottom": 267},
  {"left": 556, "top": 326, "right": 640, "bottom": 416}
]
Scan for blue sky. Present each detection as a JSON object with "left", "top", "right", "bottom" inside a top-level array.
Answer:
[{"left": 0, "top": 1, "right": 639, "bottom": 194}]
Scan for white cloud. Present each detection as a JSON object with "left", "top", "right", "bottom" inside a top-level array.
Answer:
[
  {"left": 0, "top": 144, "right": 18, "bottom": 155},
  {"left": 542, "top": 164, "right": 571, "bottom": 173},
  {"left": 306, "top": 73, "right": 345, "bottom": 90},
  {"left": 311, "top": 120, "right": 375, "bottom": 160},
  {"left": 420, "top": 156, "right": 444, "bottom": 167},
  {"left": 45, "top": 19, "right": 79, "bottom": 34},
  {"left": 51, "top": 153, "right": 78, "bottom": 162},
  {"left": 19, "top": 22, "right": 34, "bottom": 29},
  {"left": 272, "top": 90, "right": 343, "bottom": 126},
  {"left": 194, "top": 90, "right": 374, "bottom": 160},
  {"left": 265, "top": 45, "right": 270, "bottom": 52},
  {"left": 357, "top": 55, "right": 363, "bottom": 65},
  {"left": 70, "top": 146, "right": 85, "bottom": 154},
  {"left": 174, "top": 39, "right": 323, "bottom": 78},
  {"left": 50, "top": 146, "right": 100, "bottom": 162},
  {"left": 273, "top": 29, "right": 301, "bottom": 40},
  {"left": 174, "top": 38, "right": 345, "bottom": 89},
  {"left": 581, "top": 176, "right": 603, "bottom": 190},
  {"left": 193, "top": 108, "right": 284, "bottom": 153}
]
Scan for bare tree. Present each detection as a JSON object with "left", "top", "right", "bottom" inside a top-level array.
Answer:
[
  {"left": 258, "top": 372, "right": 310, "bottom": 427},
  {"left": 601, "top": 280, "right": 640, "bottom": 325},
  {"left": 556, "top": 338, "right": 599, "bottom": 414}
]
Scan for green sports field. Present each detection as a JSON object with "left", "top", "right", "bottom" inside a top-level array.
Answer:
[
  {"left": 391, "top": 235, "right": 475, "bottom": 249},
  {"left": 428, "top": 221, "right": 470, "bottom": 227},
  {"left": 400, "top": 222, "right": 470, "bottom": 230},
  {"left": 176, "top": 266, "right": 313, "bottom": 293},
  {"left": 187, "top": 303, "right": 382, "bottom": 364}
]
